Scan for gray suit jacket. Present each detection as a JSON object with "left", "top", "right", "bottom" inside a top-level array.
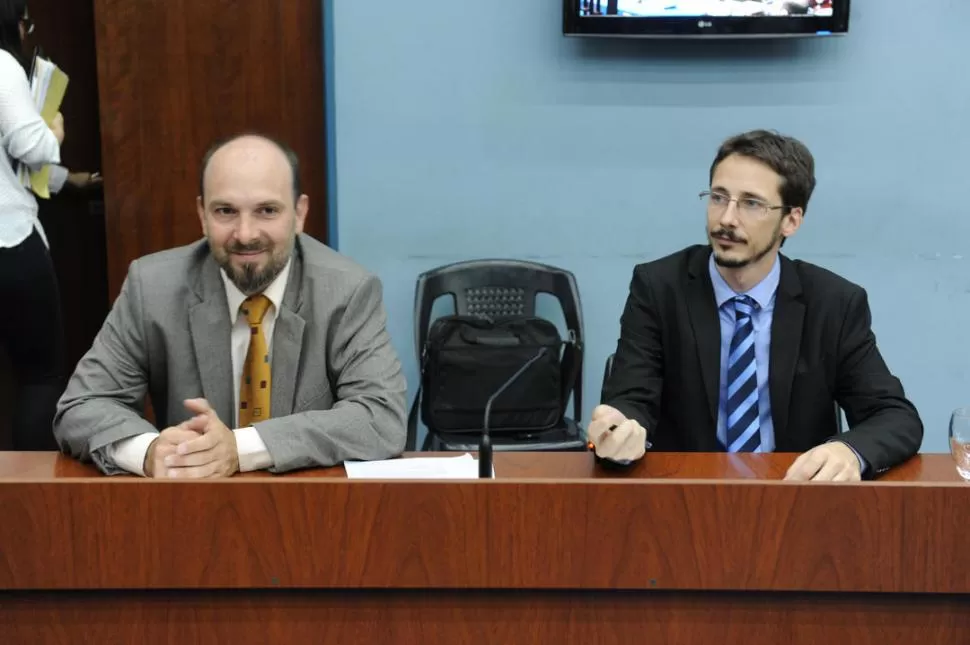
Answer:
[{"left": 54, "top": 234, "right": 407, "bottom": 474}]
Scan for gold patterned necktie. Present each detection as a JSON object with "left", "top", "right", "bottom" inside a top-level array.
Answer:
[{"left": 239, "top": 294, "right": 272, "bottom": 427}]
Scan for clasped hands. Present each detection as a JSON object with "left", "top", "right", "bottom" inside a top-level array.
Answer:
[
  {"left": 586, "top": 404, "right": 862, "bottom": 481},
  {"left": 143, "top": 398, "right": 239, "bottom": 479}
]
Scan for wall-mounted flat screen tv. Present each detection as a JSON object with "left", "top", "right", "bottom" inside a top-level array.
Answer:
[{"left": 563, "top": 1, "right": 850, "bottom": 38}]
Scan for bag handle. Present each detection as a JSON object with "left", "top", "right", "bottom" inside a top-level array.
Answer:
[{"left": 458, "top": 325, "right": 522, "bottom": 346}]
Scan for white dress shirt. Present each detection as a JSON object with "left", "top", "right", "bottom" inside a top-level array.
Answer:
[
  {"left": 104, "top": 260, "right": 293, "bottom": 476},
  {"left": 0, "top": 50, "right": 61, "bottom": 249}
]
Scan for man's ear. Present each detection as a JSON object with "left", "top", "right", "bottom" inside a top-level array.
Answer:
[
  {"left": 781, "top": 206, "right": 803, "bottom": 238},
  {"left": 294, "top": 194, "right": 309, "bottom": 234},
  {"left": 197, "top": 196, "right": 207, "bottom": 236}
]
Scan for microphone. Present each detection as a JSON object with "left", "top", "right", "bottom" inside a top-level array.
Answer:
[{"left": 479, "top": 346, "right": 550, "bottom": 479}]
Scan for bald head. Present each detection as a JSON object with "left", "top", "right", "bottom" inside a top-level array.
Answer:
[{"left": 199, "top": 133, "right": 301, "bottom": 206}]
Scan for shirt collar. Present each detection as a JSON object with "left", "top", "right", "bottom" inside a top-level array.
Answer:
[
  {"left": 221, "top": 258, "right": 293, "bottom": 322},
  {"left": 708, "top": 251, "right": 780, "bottom": 311}
]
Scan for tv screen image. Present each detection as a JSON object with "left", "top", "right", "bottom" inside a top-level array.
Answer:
[
  {"left": 565, "top": 0, "right": 848, "bottom": 37},
  {"left": 581, "top": 1, "right": 833, "bottom": 18}
]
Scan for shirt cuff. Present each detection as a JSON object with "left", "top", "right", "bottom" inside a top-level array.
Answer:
[
  {"left": 103, "top": 432, "right": 158, "bottom": 477},
  {"left": 48, "top": 164, "right": 68, "bottom": 194},
  {"left": 234, "top": 426, "right": 274, "bottom": 472}
]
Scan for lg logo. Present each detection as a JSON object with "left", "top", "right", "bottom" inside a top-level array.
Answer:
[{"left": 697, "top": 20, "right": 713, "bottom": 27}]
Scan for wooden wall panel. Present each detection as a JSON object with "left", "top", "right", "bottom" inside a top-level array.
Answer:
[
  {"left": 3, "top": 453, "right": 969, "bottom": 642},
  {"left": 2, "top": 470, "right": 969, "bottom": 592},
  {"left": 92, "top": 0, "right": 328, "bottom": 297},
  {"left": 2, "top": 590, "right": 969, "bottom": 645}
]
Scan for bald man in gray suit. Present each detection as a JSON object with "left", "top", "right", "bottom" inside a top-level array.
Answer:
[{"left": 54, "top": 134, "right": 406, "bottom": 477}]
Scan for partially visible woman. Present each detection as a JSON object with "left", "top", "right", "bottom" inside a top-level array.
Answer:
[{"left": 0, "top": 0, "right": 67, "bottom": 450}]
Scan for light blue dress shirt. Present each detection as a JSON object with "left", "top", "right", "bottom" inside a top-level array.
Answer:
[
  {"left": 709, "top": 253, "right": 779, "bottom": 452},
  {"left": 707, "top": 253, "right": 865, "bottom": 471}
]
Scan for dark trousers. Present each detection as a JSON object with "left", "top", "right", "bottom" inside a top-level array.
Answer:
[{"left": 0, "top": 228, "right": 64, "bottom": 450}]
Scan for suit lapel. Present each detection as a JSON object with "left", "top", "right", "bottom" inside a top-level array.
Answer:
[
  {"left": 769, "top": 255, "right": 804, "bottom": 448},
  {"left": 271, "top": 245, "right": 306, "bottom": 417},
  {"left": 189, "top": 256, "right": 234, "bottom": 424},
  {"left": 685, "top": 249, "right": 721, "bottom": 427}
]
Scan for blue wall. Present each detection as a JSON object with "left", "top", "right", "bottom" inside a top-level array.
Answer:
[{"left": 329, "top": 0, "right": 970, "bottom": 452}]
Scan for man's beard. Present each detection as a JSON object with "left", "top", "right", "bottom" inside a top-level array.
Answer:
[
  {"left": 215, "top": 237, "right": 293, "bottom": 295},
  {"left": 709, "top": 224, "right": 783, "bottom": 269}
]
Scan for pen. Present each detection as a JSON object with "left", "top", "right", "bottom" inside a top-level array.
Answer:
[{"left": 587, "top": 424, "right": 618, "bottom": 450}]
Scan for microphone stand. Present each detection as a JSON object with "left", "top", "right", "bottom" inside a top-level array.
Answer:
[{"left": 479, "top": 347, "right": 549, "bottom": 478}]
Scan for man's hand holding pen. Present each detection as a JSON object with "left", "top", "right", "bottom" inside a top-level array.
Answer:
[{"left": 586, "top": 404, "right": 647, "bottom": 462}]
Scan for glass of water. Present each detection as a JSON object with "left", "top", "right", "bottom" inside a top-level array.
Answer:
[{"left": 949, "top": 407, "right": 970, "bottom": 480}]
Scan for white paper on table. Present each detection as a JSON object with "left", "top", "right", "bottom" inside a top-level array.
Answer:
[{"left": 344, "top": 453, "right": 495, "bottom": 479}]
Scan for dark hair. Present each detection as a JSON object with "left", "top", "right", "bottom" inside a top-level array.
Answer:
[
  {"left": 709, "top": 129, "right": 816, "bottom": 213},
  {"left": 198, "top": 132, "right": 302, "bottom": 203},
  {"left": 0, "top": 0, "right": 27, "bottom": 68}
]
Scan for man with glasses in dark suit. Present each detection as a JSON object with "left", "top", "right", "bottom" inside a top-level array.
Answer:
[{"left": 589, "top": 129, "right": 923, "bottom": 481}]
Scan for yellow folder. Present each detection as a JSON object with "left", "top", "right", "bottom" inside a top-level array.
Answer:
[{"left": 26, "top": 59, "right": 69, "bottom": 199}]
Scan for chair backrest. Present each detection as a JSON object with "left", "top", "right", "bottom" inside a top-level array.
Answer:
[
  {"left": 414, "top": 259, "right": 585, "bottom": 420},
  {"left": 602, "top": 352, "right": 615, "bottom": 400},
  {"left": 601, "top": 352, "right": 845, "bottom": 434}
]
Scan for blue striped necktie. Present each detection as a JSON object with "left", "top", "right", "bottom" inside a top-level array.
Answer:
[{"left": 725, "top": 295, "right": 761, "bottom": 452}]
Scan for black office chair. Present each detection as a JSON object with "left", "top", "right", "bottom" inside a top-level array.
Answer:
[
  {"left": 601, "top": 353, "right": 845, "bottom": 434},
  {"left": 407, "top": 259, "right": 587, "bottom": 452},
  {"left": 602, "top": 352, "right": 615, "bottom": 400}
]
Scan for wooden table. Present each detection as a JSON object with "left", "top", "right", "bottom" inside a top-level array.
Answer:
[{"left": 0, "top": 451, "right": 967, "bottom": 644}]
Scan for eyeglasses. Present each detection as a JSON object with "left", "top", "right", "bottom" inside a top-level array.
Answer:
[
  {"left": 699, "top": 190, "right": 788, "bottom": 218},
  {"left": 21, "top": 15, "right": 34, "bottom": 35}
]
